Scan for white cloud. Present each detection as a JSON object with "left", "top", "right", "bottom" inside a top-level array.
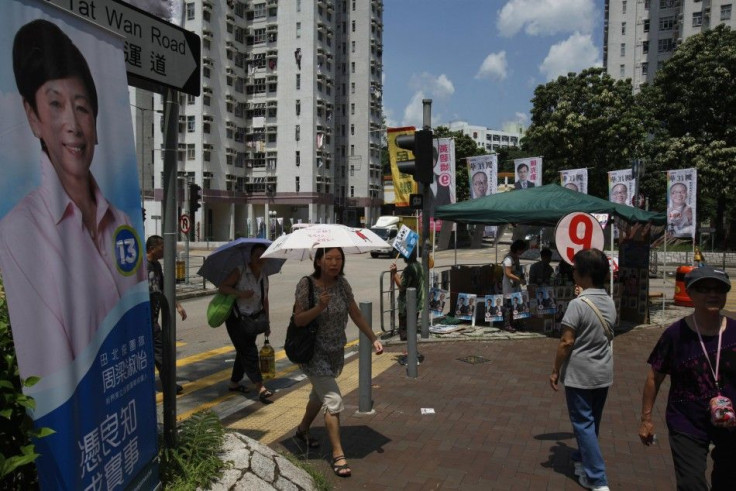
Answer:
[
  {"left": 475, "top": 51, "right": 508, "bottom": 81},
  {"left": 497, "top": 0, "right": 597, "bottom": 37},
  {"left": 402, "top": 91, "right": 426, "bottom": 127},
  {"left": 501, "top": 113, "right": 530, "bottom": 133},
  {"left": 539, "top": 32, "right": 601, "bottom": 81},
  {"left": 408, "top": 73, "right": 455, "bottom": 99}
]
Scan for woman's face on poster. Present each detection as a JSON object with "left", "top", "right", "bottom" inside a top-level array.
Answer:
[{"left": 25, "top": 77, "right": 97, "bottom": 180}]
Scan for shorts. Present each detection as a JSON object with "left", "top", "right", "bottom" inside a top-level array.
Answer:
[{"left": 307, "top": 374, "right": 344, "bottom": 415}]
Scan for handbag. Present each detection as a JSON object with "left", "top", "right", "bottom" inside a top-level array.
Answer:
[
  {"left": 285, "top": 276, "right": 318, "bottom": 364},
  {"left": 232, "top": 278, "right": 269, "bottom": 336},
  {"left": 207, "top": 293, "right": 236, "bottom": 328}
]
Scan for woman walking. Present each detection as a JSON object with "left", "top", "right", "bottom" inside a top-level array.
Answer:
[
  {"left": 219, "top": 243, "right": 274, "bottom": 403},
  {"left": 291, "top": 247, "right": 383, "bottom": 477}
]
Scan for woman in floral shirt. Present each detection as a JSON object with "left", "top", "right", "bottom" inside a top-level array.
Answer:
[{"left": 291, "top": 247, "right": 383, "bottom": 478}]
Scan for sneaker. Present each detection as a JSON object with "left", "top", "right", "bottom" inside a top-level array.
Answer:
[
  {"left": 578, "top": 473, "right": 610, "bottom": 491},
  {"left": 573, "top": 462, "right": 583, "bottom": 476}
]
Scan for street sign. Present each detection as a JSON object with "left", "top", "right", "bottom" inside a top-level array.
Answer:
[
  {"left": 45, "top": 0, "right": 201, "bottom": 95},
  {"left": 179, "top": 214, "right": 191, "bottom": 233},
  {"left": 555, "top": 212, "right": 605, "bottom": 265}
]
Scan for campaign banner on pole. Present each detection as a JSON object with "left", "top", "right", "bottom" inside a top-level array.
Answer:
[
  {"left": 0, "top": 2, "right": 157, "bottom": 488},
  {"left": 467, "top": 154, "right": 497, "bottom": 199},
  {"left": 387, "top": 127, "right": 418, "bottom": 207},
  {"left": 430, "top": 138, "right": 456, "bottom": 232},
  {"left": 607, "top": 169, "right": 636, "bottom": 206},
  {"left": 667, "top": 168, "right": 697, "bottom": 239},
  {"left": 560, "top": 168, "right": 588, "bottom": 194},
  {"left": 514, "top": 157, "right": 542, "bottom": 189}
]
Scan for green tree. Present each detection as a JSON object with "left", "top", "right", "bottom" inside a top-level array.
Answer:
[
  {"left": 638, "top": 25, "right": 736, "bottom": 242},
  {"left": 522, "top": 67, "right": 646, "bottom": 198}
]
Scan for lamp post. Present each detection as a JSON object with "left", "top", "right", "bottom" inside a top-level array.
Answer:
[{"left": 268, "top": 209, "right": 277, "bottom": 240}]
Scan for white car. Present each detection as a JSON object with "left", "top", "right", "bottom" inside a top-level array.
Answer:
[{"left": 369, "top": 227, "right": 398, "bottom": 258}]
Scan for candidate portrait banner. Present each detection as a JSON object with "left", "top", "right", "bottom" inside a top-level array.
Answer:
[
  {"left": 560, "top": 168, "right": 588, "bottom": 194},
  {"left": 0, "top": 2, "right": 157, "bottom": 488},
  {"left": 666, "top": 168, "right": 697, "bottom": 239},
  {"left": 607, "top": 169, "right": 636, "bottom": 206},
  {"left": 467, "top": 154, "right": 497, "bottom": 199},
  {"left": 514, "top": 157, "right": 542, "bottom": 189},
  {"left": 387, "top": 127, "right": 418, "bottom": 208}
]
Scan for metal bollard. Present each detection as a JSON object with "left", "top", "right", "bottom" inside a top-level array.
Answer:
[
  {"left": 406, "top": 288, "right": 418, "bottom": 378},
  {"left": 358, "top": 302, "right": 374, "bottom": 414}
]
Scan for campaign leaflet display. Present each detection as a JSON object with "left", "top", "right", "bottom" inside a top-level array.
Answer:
[
  {"left": 534, "top": 287, "right": 557, "bottom": 316},
  {"left": 428, "top": 288, "right": 448, "bottom": 317},
  {"left": 0, "top": 2, "right": 157, "bottom": 488},
  {"left": 484, "top": 294, "right": 504, "bottom": 323},
  {"left": 454, "top": 293, "right": 476, "bottom": 321},
  {"left": 509, "top": 291, "right": 531, "bottom": 320}
]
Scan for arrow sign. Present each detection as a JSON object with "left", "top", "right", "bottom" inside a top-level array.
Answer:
[{"left": 45, "top": 0, "right": 201, "bottom": 95}]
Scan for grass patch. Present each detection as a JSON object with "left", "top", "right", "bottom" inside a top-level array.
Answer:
[
  {"left": 159, "top": 410, "right": 229, "bottom": 491},
  {"left": 280, "top": 451, "right": 332, "bottom": 491}
]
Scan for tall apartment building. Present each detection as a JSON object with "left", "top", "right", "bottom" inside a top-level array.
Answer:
[
  {"left": 446, "top": 121, "right": 524, "bottom": 153},
  {"left": 134, "top": 0, "right": 384, "bottom": 241},
  {"left": 604, "top": 0, "right": 735, "bottom": 91}
]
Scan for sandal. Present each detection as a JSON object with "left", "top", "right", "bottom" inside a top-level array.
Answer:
[
  {"left": 332, "top": 455, "right": 351, "bottom": 478},
  {"left": 294, "top": 427, "right": 320, "bottom": 448},
  {"left": 259, "top": 390, "right": 274, "bottom": 404}
]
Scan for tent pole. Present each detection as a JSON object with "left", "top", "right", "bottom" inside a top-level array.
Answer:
[
  {"left": 609, "top": 218, "right": 614, "bottom": 299},
  {"left": 662, "top": 234, "right": 667, "bottom": 312}
]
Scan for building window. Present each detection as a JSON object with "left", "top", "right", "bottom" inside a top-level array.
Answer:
[
  {"left": 296, "top": 74, "right": 301, "bottom": 90},
  {"left": 186, "top": 2, "right": 195, "bottom": 20},
  {"left": 295, "top": 125, "right": 300, "bottom": 141},
  {"left": 352, "top": 20, "right": 355, "bottom": 32},
  {"left": 187, "top": 94, "right": 195, "bottom": 104},
  {"left": 659, "top": 16, "right": 674, "bottom": 31},
  {"left": 642, "top": 41, "right": 649, "bottom": 54},
  {"left": 351, "top": 62, "right": 355, "bottom": 73},
  {"left": 621, "top": 22, "right": 626, "bottom": 35},
  {"left": 351, "top": 41, "right": 355, "bottom": 53},
  {"left": 350, "top": 144, "right": 354, "bottom": 156},
  {"left": 642, "top": 62, "right": 648, "bottom": 76},
  {"left": 254, "top": 28, "right": 266, "bottom": 44},
  {"left": 187, "top": 116, "right": 195, "bottom": 132},
  {"left": 622, "top": 1, "right": 627, "bottom": 14},
  {"left": 203, "top": 123, "right": 210, "bottom": 134},
  {"left": 351, "top": 82, "right": 355, "bottom": 94},
  {"left": 722, "top": 4, "right": 732, "bottom": 20},
  {"left": 350, "top": 103, "right": 355, "bottom": 115},
  {"left": 693, "top": 11, "right": 703, "bottom": 27},
  {"left": 620, "top": 64, "right": 625, "bottom": 77},
  {"left": 187, "top": 144, "right": 195, "bottom": 160},
  {"left": 350, "top": 185, "right": 354, "bottom": 197},
  {"left": 643, "top": 19, "right": 650, "bottom": 33},
  {"left": 658, "top": 38, "right": 674, "bottom": 52},
  {"left": 295, "top": 100, "right": 301, "bottom": 116},
  {"left": 295, "top": 176, "right": 300, "bottom": 192},
  {"left": 620, "top": 43, "right": 625, "bottom": 56},
  {"left": 350, "top": 124, "right": 354, "bottom": 135},
  {"left": 296, "top": 151, "right": 300, "bottom": 166},
  {"left": 297, "top": 0, "right": 301, "bottom": 12},
  {"left": 296, "top": 22, "right": 301, "bottom": 38},
  {"left": 253, "top": 3, "right": 266, "bottom": 18}
]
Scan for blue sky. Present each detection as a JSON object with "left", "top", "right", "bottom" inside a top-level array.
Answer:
[{"left": 382, "top": 0, "right": 605, "bottom": 132}]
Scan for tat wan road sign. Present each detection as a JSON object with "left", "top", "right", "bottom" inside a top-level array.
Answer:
[{"left": 46, "top": 0, "right": 201, "bottom": 95}]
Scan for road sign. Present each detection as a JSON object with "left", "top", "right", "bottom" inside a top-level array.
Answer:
[
  {"left": 179, "top": 214, "right": 191, "bottom": 234},
  {"left": 46, "top": 0, "right": 201, "bottom": 95},
  {"left": 555, "top": 212, "right": 605, "bottom": 265}
]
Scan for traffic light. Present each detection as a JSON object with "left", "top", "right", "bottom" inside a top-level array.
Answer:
[
  {"left": 395, "top": 129, "right": 434, "bottom": 185},
  {"left": 189, "top": 183, "right": 202, "bottom": 215}
]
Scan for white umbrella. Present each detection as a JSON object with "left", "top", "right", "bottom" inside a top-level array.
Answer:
[{"left": 261, "top": 224, "right": 392, "bottom": 260}]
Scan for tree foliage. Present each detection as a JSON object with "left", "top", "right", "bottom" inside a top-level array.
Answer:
[
  {"left": 522, "top": 67, "right": 646, "bottom": 198},
  {"left": 638, "top": 25, "right": 736, "bottom": 239}
]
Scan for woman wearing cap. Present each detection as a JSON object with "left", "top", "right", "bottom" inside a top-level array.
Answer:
[{"left": 639, "top": 265, "right": 736, "bottom": 490}]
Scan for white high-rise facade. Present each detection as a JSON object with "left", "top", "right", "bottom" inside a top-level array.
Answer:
[
  {"left": 446, "top": 121, "right": 524, "bottom": 153},
  {"left": 134, "top": 0, "right": 384, "bottom": 241},
  {"left": 604, "top": 0, "right": 735, "bottom": 92}
]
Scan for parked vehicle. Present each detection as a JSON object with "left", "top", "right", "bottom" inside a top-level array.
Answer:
[{"left": 370, "top": 226, "right": 398, "bottom": 258}]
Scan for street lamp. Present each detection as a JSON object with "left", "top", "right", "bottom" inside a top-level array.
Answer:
[{"left": 130, "top": 103, "right": 162, "bottom": 206}]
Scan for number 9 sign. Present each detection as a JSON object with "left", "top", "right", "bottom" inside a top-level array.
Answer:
[{"left": 554, "top": 212, "right": 605, "bottom": 265}]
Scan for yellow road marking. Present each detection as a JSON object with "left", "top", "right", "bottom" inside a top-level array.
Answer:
[{"left": 176, "top": 341, "right": 186, "bottom": 347}]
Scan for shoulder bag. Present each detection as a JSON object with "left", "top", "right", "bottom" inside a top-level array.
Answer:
[
  {"left": 579, "top": 296, "right": 614, "bottom": 342},
  {"left": 285, "top": 276, "right": 318, "bottom": 364},
  {"left": 207, "top": 293, "right": 236, "bottom": 328},
  {"left": 232, "top": 278, "right": 270, "bottom": 336}
]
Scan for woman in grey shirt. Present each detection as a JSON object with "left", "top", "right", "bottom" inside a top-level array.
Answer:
[{"left": 550, "top": 249, "right": 616, "bottom": 491}]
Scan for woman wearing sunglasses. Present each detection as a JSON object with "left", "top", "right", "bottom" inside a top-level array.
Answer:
[{"left": 639, "top": 265, "right": 736, "bottom": 490}]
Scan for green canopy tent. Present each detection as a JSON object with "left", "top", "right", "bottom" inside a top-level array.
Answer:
[{"left": 434, "top": 183, "right": 666, "bottom": 226}]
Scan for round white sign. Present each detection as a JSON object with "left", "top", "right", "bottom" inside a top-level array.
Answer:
[
  {"left": 179, "top": 214, "right": 191, "bottom": 234},
  {"left": 554, "top": 212, "right": 605, "bottom": 265}
]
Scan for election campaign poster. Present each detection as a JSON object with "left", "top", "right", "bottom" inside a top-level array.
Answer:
[
  {"left": 484, "top": 294, "right": 504, "bottom": 323},
  {"left": 467, "top": 154, "right": 497, "bottom": 199},
  {"left": 666, "top": 168, "right": 697, "bottom": 239},
  {"left": 514, "top": 157, "right": 542, "bottom": 189},
  {"left": 535, "top": 287, "right": 557, "bottom": 316},
  {"left": 429, "top": 287, "right": 448, "bottom": 317},
  {"left": 510, "top": 291, "right": 531, "bottom": 320},
  {"left": 560, "top": 168, "right": 588, "bottom": 194},
  {"left": 0, "top": 2, "right": 158, "bottom": 488},
  {"left": 393, "top": 224, "right": 419, "bottom": 259},
  {"left": 608, "top": 169, "right": 636, "bottom": 206},
  {"left": 454, "top": 293, "right": 476, "bottom": 322}
]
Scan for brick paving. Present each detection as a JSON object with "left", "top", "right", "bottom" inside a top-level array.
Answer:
[{"left": 267, "top": 325, "right": 679, "bottom": 490}]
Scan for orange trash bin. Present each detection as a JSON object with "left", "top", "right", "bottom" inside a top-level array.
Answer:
[{"left": 674, "top": 265, "right": 694, "bottom": 307}]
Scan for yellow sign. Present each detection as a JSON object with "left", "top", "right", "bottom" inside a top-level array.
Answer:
[{"left": 387, "top": 127, "right": 418, "bottom": 207}]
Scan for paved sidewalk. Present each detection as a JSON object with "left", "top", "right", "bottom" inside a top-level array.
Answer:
[{"left": 224, "top": 321, "right": 683, "bottom": 490}]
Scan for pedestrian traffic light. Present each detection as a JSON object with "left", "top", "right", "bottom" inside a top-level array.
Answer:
[
  {"left": 395, "top": 129, "right": 434, "bottom": 185},
  {"left": 189, "top": 183, "right": 202, "bottom": 215}
]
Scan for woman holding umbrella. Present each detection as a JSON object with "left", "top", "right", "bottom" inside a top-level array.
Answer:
[
  {"left": 218, "top": 242, "right": 275, "bottom": 403},
  {"left": 291, "top": 247, "right": 383, "bottom": 478}
]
